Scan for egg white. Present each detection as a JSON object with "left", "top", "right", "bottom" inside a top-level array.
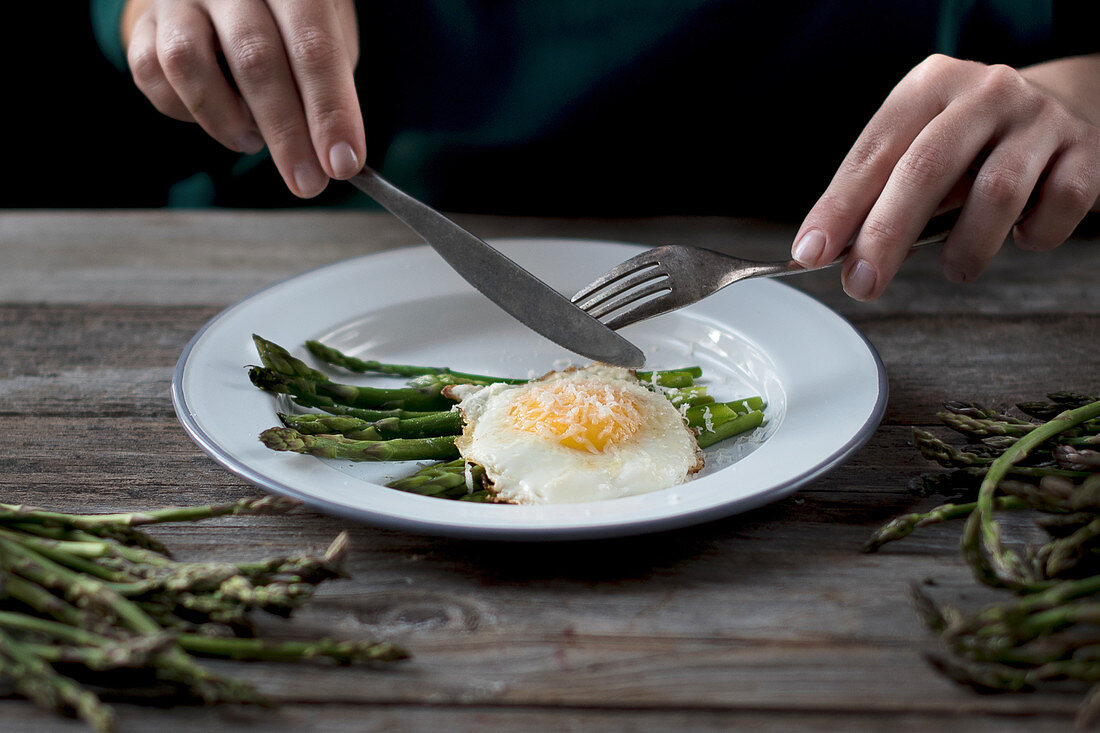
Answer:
[{"left": 448, "top": 366, "right": 703, "bottom": 505}]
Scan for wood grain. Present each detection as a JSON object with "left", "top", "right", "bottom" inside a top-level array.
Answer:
[{"left": 0, "top": 211, "right": 1097, "bottom": 731}]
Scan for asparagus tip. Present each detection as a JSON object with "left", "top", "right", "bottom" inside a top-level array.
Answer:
[{"left": 260, "top": 427, "right": 305, "bottom": 452}]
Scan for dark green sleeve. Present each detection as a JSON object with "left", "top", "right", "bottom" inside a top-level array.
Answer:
[
  {"left": 1052, "top": 2, "right": 1100, "bottom": 56},
  {"left": 936, "top": 0, "right": 1098, "bottom": 64},
  {"left": 90, "top": 0, "right": 130, "bottom": 72}
]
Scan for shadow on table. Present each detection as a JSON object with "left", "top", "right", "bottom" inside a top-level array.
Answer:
[{"left": 354, "top": 498, "right": 809, "bottom": 586}]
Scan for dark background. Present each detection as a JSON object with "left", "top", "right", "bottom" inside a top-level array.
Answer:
[
  {"left": 4, "top": 3, "right": 1097, "bottom": 235},
  {"left": 3, "top": 7, "right": 217, "bottom": 207}
]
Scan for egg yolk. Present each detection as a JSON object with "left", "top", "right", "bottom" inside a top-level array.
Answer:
[{"left": 508, "top": 380, "right": 642, "bottom": 452}]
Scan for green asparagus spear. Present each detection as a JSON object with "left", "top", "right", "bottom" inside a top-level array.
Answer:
[
  {"left": 305, "top": 337, "right": 701, "bottom": 387},
  {"left": 386, "top": 458, "right": 491, "bottom": 500},
  {"left": 253, "top": 334, "right": 331, "bottom": 382},
  {"left": 260, "top": 427, "right": 459, "bottom": 461},
  {"left": 0, "top": 499, "right": 409, "bottom": 728},
  {"left": 665, "top": 386, "right": 712, "bottom": 407},
  {"left": 249, "top": 366, "right": 453, "bottom": 411},
  {"left": 869, "top": 393, "right": 1100, "bottom": 720},
  {"left": 913, "top": 429, "right": 996, "bottom": 468},
  {"left": 863, "top": 496, "right": 1029, "bottom": 553},
  {"left": 294, "top": 396, "right": 437, "bottom": 421},
  {"left": 1017, "top": 393, "right": 1099, "bottom": 420},
  {"left": 942, "top": 400, "right": 1035, "bottom": 425},
  {"left": 684, "top": 398, "right": 765, "bottom": 429},
  {"left": 695, "top": 410, "right": 765, "bottom": 449},
  {"left": 307, "top": 374, "right": 454, "bottom": 411},
  {"left": 635, "top": 370, "right": 695, "bottom": 388},
  {"left": 279, "top": 411, "right": 462, "bottom": 439},
  {"left": 0, "top": 495, "right": 298, "bottom": 530},
  {"left": 962, "top": 400, "right": 1100, "bottom": 590},
  {"left": 305, "top": 339, "right": 524, "bottom": 384},
  {"left": 0, "top": 628, "right": 116, "bottom": 732}
]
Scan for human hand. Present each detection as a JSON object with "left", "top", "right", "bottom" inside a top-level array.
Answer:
[
  {"left": 791, "top": 53, "right": 1100, "bottom": 301},
  {"left": 123, "top": 0, "right": 364, "bottom": 198}
]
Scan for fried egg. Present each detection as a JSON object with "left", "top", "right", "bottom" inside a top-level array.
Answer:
[{"left": 446, "top": 365, "right": 703, "bottom": 505}]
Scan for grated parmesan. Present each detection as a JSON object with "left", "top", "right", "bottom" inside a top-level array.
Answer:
[{"left": 508, "top": 379, "right": 642, "bottom": 453}]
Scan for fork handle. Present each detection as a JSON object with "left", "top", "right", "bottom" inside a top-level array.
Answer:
[
  {"left": 781, "top": 198, "right": 1038, "bottom": 278},
  {"left": 774, "top": 206, "right": 961, "bottom": 278}
]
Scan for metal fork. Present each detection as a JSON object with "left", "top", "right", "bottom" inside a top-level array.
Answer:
[{"left": 572, "top": 210, "right": 963, "bottom": 330}]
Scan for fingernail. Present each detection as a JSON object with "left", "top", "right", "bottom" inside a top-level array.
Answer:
[
  {"left": 237, "top": 131, "right": 265, "bottom": 155},
  {"left": 792, "top": 229, "right": 826, "bottom": 266},
  {"left": 293, "top": 161, "right": 328, "bottom": 197},
  {"left": 328, "top": 141, "right": 360, "bottom": 178},
  {"left": 845, "top": 259, "right": 877, "bottom": 301},
  {"left": 943, "top": 264, "right": 966, "bottom": 284}
]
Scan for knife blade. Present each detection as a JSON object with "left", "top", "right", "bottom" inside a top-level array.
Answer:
[{"left": 349, "top": 166, "right": 645, "bottom": 368}]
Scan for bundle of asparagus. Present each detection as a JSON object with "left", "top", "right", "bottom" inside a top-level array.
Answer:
[
  {"left": 0, "top": 497, "right": 406, "bottom": 731},
  {"left": 865, "top": 392, "right": 1100, "bottom": 724},
  {"left": 249, "top": 335, "right": 766, "bottom": 500}
]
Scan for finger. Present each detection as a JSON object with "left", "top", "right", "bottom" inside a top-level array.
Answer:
[
  {"left": 938, "top": 129, "right": 1059, "bottom": 282},
  {"left": 211, "top": 0, "right": 328, "bottom": 197},
  {"left": 155, "top": 2, "right": 263, "bottom": 154},
  {"left": 792, "top": 55, "right": 970, "bottom": 267},
  {"left": 127, "top": 11, "right": 195, "bottom": 122},
  {"left": 336, "top": 0, "right": 360, "bottom": 66},
  {"left": 266, "top": 0, "right": 366, "bottom": 179},
  {"left": 1014, "top": 137, "right": 1100, "bottom": 251},
  {"left": 842, "top": 96, "right": 1000, "bottom": 300}
]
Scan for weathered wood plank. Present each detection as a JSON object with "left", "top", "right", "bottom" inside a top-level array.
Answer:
[
  {"left": 1, "top": 212, "right": 1096, "bottom": 316},
  {"left": 860, "top": 312, "right": 1100, "bottom": 423},
  {"left": 178, "top": 637, "right": 1077, "bottom": 714},
  {"left": 0, "top": 701, "right": 1078, "bottom": 733}
]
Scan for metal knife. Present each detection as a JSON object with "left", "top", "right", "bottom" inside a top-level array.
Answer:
[{"left": 349, "top": 166, "right": 645, "bottom": 368}]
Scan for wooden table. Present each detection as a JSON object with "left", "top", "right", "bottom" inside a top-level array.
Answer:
[{"left": 1, "top": 210, "right": 1096, "bottom": 731}]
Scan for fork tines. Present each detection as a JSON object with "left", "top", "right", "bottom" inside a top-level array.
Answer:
[{"left": 571, "top": 250, "right": 673, "bottom": 327}]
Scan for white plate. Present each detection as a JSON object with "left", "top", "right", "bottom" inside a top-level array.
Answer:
[{"left": 172, "top": 238, "right": 886, "bottom": 540}]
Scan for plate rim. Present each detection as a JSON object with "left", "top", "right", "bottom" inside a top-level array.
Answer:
[{"left": 171, "top": 238, "right": 887, "bottom": 541}]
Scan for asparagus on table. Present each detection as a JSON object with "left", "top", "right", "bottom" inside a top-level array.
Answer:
[
  {"left": 862, "top": 496, "right": 1029, "bottom": 553},
  {"left": 0, "top": 626, "right": 116, "bottom": 731},
  {"left": 0, "top": 498, "right": 407, "bottom": 731},
  {"left": 961, "top": 399, "right": 1100, "bottom": 591},
  {"left": 864, "top": 393, "right": 1100, "bottom": 725}
]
